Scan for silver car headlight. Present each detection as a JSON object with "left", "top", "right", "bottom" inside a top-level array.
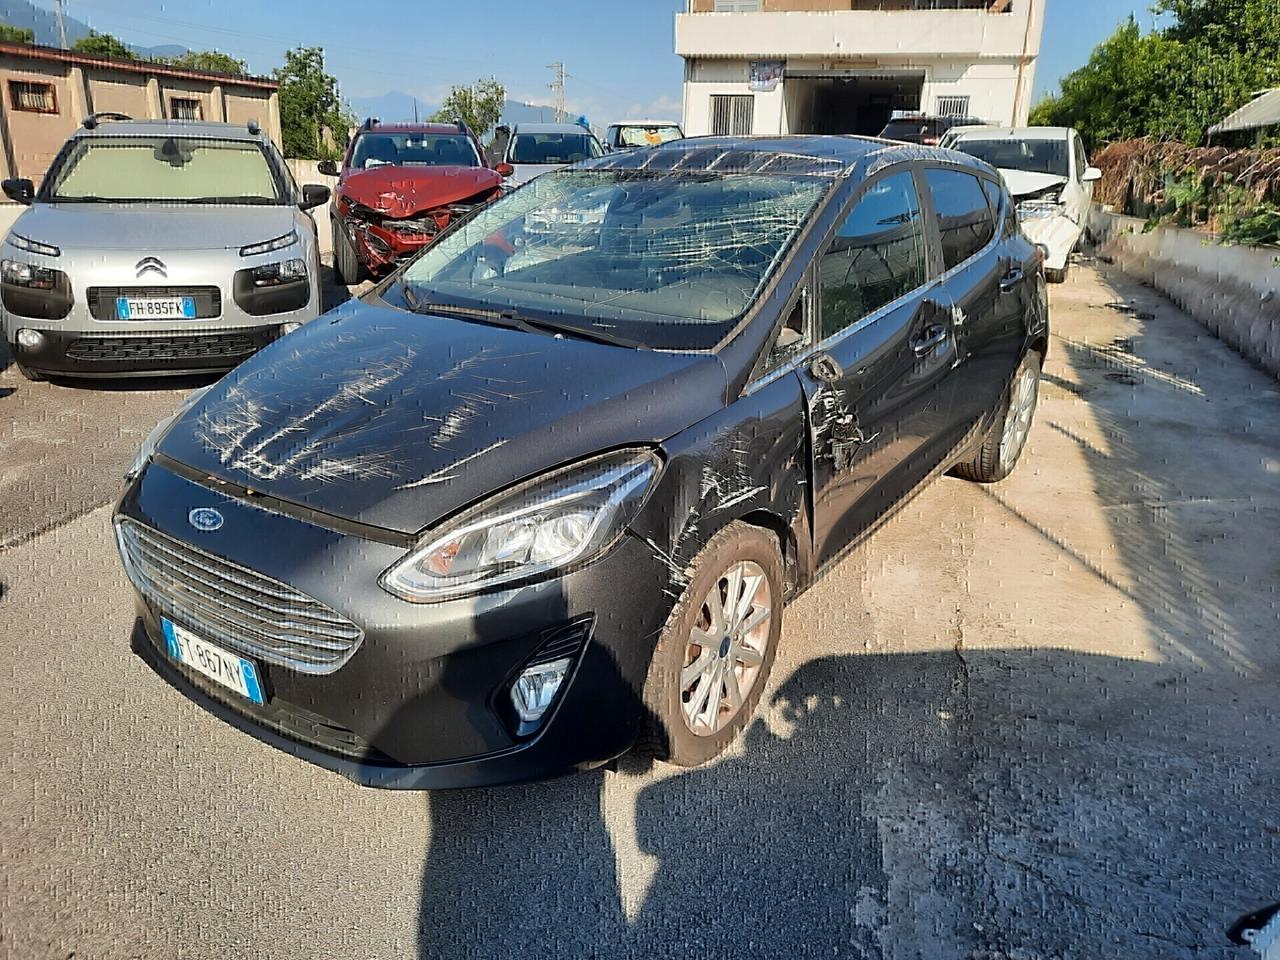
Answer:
[
  {"left": 381, "top": 449, "right": 662, "bottom": 602},
  {"left": 9, "top": 233, "right": 60, "bottom": 257},
  {"left": 124, "top": 385, "right": 214, "bottom": 481}
]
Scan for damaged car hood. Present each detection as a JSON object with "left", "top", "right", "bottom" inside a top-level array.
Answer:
[
  {"left": 1000, "top": 169, "right": 1068, "bottom": 200},
  {"left": 156, "top": 302, "right": 727, "bottom": 534},
  {"left": 339, "top": 166, "right": 502, "bottom": 217}
]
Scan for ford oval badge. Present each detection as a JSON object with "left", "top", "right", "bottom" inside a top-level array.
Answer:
[{"left": 188, "top": 507, "right": 224, "bottom": 532}]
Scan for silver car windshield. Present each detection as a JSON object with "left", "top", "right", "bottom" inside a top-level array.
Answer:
[
  {"left": 508, "top": 134, "right": 602, "bottom": 165},
  {"left": 45, "top": 137, "right": 285, "bottom": 204},
  {"left": 953, "top": 138, "right": 1070, "bottom": 179},
  {"left": 400, "top": 170, "right": 826, "bottom": 348}
]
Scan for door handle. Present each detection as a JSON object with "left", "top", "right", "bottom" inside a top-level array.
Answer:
[
  {"left": 911, "top": 323, "right": 949, "bottom": 356},
  {"left": 1000, "top": 267, "right": 1025, "bottom": 292}
]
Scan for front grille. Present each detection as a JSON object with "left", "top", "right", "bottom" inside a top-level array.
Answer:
[
  {"left": 66, "top": 332, "right": 257, "bottom": 361},
  {"left": 117, "top": 518, "right": 363, "bottom": 674},
  {"left": 87, "top": 285, "right": 222, "bottom": 321}
]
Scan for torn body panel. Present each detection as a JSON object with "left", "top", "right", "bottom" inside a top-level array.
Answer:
[{"left": 336, "top": 166, "right": 502, "bottom": 274}]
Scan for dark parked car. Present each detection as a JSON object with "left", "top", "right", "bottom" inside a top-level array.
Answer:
[
  {"left": 879, "top": 114, "right": 988, "bottom": 146},
  {"left": 115, "top": 136, "right": 1047, "bottom": 789}
]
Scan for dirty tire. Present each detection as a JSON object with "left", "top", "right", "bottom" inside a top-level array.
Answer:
[
  {"left": 14, "top": 361, "right": 43, "bottom": 382},
  {"left": 1045, "top": 263, "right": 1069, "bottom": 284},
  {"left": 332, "top": 218, "right": 363, "bottom": 286},
  {"left": 953, "top": 350, "right": 1043, "bottom": 484},
  {"left": 639, "top": 520, "right": 784, "bottom": 768}
]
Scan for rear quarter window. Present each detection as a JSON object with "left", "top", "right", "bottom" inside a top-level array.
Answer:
[{"left": 924, "top": 168, "right": 996, "bottom": 270}]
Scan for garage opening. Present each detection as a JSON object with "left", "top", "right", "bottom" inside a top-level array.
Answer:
[{"left": 784, "top": 72, "right": 925, "bottom": 136}]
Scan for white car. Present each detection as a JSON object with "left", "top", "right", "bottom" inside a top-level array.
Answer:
[
  {"left": 493, "top": 122, "right": 605, "bottom": 189},
  {"left": 947, "top": 126, "right": 1101, "bottom": 282}
]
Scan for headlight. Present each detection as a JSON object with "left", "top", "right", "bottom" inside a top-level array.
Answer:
[
  {"left": 239, "top": 231, "right": 298, "bottom": 257},
  {"left": 1016, "top": 200, "right": 1066, "bottom": 221},
  {"left": 2, "top": 258, "right": 59, "bottom": 289},
  {"left": 381, "top": 448, "right": 662, "bottom": 602},
  {"left": 251, "top": 258, "right": 307, "bottom": 286},
  {"left": 125, "top": 385, "right": 214, "bottom": 482},
  {"left": 9, "top": 234, "right": 60, "bottom": 257}
]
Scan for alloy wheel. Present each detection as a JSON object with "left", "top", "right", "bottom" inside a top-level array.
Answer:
[
  {"left": 999, "top": 364, "right": 1039, "bottom": 471},
  {"left": 680, "top": 560, "right": 772, "bottom": 737}
]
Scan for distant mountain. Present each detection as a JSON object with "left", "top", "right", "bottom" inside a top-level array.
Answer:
[
  {"left": 345, "top": 95, "right": 572, "bottom": 131},
  {"left": 0, "top": 0, "right": 189, "bottom": 60}
]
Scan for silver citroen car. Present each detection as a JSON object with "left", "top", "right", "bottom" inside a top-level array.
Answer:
[{"left": 1, "top": 114, "right": 330, "bottom": 381}]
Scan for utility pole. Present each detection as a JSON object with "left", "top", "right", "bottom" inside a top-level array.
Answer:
[
  {"left": 55, "top": 0, "right": 69, "bottom": 49},
  {"left": 547, "top": 62, "right": 565, "bottom": 123}
]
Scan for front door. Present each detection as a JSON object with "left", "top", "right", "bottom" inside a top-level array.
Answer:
[{"left": 797, "top": 168, "right": 958, "bottom": 569}]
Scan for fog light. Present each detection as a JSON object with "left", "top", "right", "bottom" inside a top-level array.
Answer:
[
  {"left": 279, "top": 321, "right": 302, "bottom": 335},
  {"left": 15, "top": 328, "right": 43, "bottom": 350},
  {"left": 510, "top": 657, "right": 572, "bottom": 723}
]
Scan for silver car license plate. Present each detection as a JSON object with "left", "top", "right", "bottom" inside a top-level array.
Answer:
[{"left": 117, "top": 296, "right": 197, "bottom": 320}]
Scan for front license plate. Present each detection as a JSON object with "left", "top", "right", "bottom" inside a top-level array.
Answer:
[
  {"left": 161, "top": 617, "right": 264, "bottom": 704},
  {"left": 117, "top": 296, "right": 197, "bottom": 320}
]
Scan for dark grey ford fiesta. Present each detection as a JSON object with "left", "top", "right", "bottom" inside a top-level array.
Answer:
[{"left": 114, "top": 135, "right": 1048, "bottom": 789}]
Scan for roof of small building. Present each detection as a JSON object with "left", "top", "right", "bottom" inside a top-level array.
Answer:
[
  {"left": 0, "top": 40, "right": 277, "bottom": 89},
  {"left": 1209, "top": 89, "right": 1280, "bottom": 135}
]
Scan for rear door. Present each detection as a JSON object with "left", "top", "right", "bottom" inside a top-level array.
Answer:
[
  {"left": 797, "top": 167, "right": 959, "bottom": 568},
  {"left": 921, "top": 166, "right": 1018, "bottom": 433}
]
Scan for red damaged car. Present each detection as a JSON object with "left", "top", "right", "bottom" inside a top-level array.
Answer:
[{"left": 319, "top": 120, "right": 504, "bottom": 282}]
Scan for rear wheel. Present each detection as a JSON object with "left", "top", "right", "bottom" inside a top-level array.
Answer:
[
  {"left": 953, "top": 351, "right": 1042, "bottom": 483},
  {"left": 640, "top": 521, "right": 784, "bottom": 767}
]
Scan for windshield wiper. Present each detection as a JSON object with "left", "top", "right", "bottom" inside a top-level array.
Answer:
[{"left": 398, "top": 282, "right": 641, "bottom": 348}]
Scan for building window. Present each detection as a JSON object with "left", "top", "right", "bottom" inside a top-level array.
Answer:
[
  {"left": 936, "top": 95, "right": 971, "bottom": 118},
  {"left": 169, "top": 97, "right": 203, "bottom": 121},
  {"left": 9, "top": 80, "right": 57, "bottom": 115},
  {"left": 710, "top": 94, "right": 754, "bottom": 136}
]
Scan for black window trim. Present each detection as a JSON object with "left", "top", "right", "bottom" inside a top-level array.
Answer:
[
  {"left": 915, "top": 160, "right": 1004, "bottom": 284},
  {"left": 746, "top": 160, "right": 940, "bottom": 392}
]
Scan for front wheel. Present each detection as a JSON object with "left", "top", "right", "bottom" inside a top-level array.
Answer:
[
  {"left": 332, "top": 218, "right": 364, "bottom": 286},
  {"left": 640, "top": 521, "right": 784, "bottom": 767},
  {"left": 953, "top": 351, "right": 1042, "bottom": 484}
]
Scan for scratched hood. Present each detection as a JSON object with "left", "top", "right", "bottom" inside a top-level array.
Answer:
[
  {"left": 339, "top": 166, "right": 502, "bottom": 217},
  {"left": 157, "top": 301, "right": 726, "bottom": 534}
]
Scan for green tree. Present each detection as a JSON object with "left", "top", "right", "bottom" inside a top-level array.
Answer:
[
  {"left": 165, "top": 50, "right": 248, "bottom": 76},
  {"left": 0, "top": 22, "right": 35, "bottom": 43},
  {"left": 432, "top": 78, "right": 506, "bottom": 139},
  {"left": 1035, "top": 0, "right": 1280, "bottom": 147},
  {"left": 273, "top": 46, "right": 353, "bottom": 160},
  {"left": 73, "top": 30, "right": 135, "bottom": 59}
]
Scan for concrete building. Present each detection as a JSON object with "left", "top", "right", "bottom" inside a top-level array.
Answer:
[
  {"left": 676, "top": 0, "right": 1046, "bottom": 138},
  {"left": 0, "top": 41, "right": 280, "bottom": 188}
]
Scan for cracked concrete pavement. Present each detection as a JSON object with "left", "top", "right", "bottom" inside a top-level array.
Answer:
[{"left": 1, "top": 261, "right": 1278, "bottom": 959}]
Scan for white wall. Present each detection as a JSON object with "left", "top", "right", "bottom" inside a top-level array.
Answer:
[{"left": 285, "top": 158, "right": 338, "bottom": 255}]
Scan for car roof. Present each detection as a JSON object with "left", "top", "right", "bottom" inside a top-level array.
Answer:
[
  {"left": 511, "top": 122, "right": 597, "bottom": 135},
  {"left": 73, "top": 118, "right": 266, "bottom": 140},
  {"left": 950, "top": 126, "right": 1074, "bottom": 141},
  {"left": 582, "top": 134, "right": 990, "bottom": 179},
  {"left": 358, "top": 122, "right": 470, "bottom": 134}
]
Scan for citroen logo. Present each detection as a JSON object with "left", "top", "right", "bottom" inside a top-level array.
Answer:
[
  {"left": 188, "top": 507, "right": 224, "bottom": 532},
  {"left": 136, "top": 256, "right": 167, "bottom": 278}
]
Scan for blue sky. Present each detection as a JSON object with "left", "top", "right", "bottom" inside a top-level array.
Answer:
[{"left": 58, "top": 0, "right": 1159, "bottom": 120}]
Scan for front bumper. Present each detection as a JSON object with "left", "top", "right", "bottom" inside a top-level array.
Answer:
[
  {"left": 1019, "top": 215, "right": 1082, "bottom": 271},
  {"left": 5, "top": 323, "right": 286, "bottom": 377},
  {"left": 117, "top": 461, "right": 671, "bottom": 789}
]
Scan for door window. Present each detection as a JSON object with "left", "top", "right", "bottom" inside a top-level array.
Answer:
[
  {"left": 818, "top": 171, "right": 928, "bottom": 339},
  {"left": 1072, "top": 135, "right": 1089, "bottom": 181},
  {"left": 924, "top": 168, "right": 996, "bottom": 271}
]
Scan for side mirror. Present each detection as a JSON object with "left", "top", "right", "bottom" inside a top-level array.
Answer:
[
  {"left": 299, "top": 183, "right": 330, "bottom": 211},
  {"left": 316, "top": 159, "right": 339, "bottom": 177},
  {"left": 1082, "top": 166, "right": 1103, "bottom": 183},
  {"left": 2, "top": 178, "right": 35, "bottom": 205},
  {"left": 495, "top": 162, "right": 514, "bottom": 177}
]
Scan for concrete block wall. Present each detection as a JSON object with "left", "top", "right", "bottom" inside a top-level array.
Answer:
[{"left": 1089, "top": 207, "right": 1280, "bottom": 379}]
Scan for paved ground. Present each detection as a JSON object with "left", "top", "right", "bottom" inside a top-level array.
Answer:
[{"left": 2, "top": 261, "right": 1278, "bottom": 960}]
